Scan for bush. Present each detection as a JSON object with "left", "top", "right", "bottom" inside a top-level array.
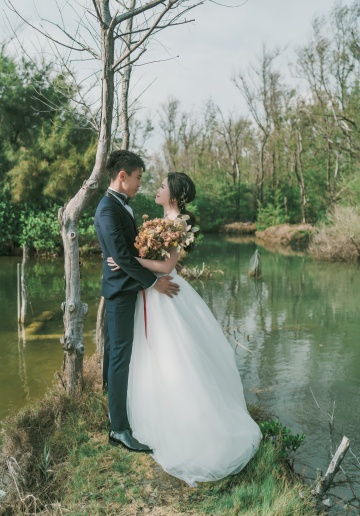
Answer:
[
  {"left": 259, "top": 419, "right": 306, "bottom": 460},
  {"left": 192, "top": 183, "right": 239, "bottom": 232},
  {"left": 78, "top": 208, "right": 101, "bottom": 253},
  {"left": 19, "top": 205, "right": 63, "bottom": 255},
  {"left": 256, "top": 192, "right": 288, "bottom": 230},
  {"left": 0, "top": 186, "right": 21, "bottom": 254}
]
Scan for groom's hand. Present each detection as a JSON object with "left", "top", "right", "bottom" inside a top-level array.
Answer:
[{"left": 154, "top": 276, "right": 180, "bottom": 298}]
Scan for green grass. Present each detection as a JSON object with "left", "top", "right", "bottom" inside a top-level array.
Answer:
[
  {"left": 0, "top": 356, "right": 321, "bottom": 516},
  {"left": 182, "top": 442, "right": 318, "bottom": 515}
]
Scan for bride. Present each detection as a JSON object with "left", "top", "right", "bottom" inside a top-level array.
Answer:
[{"left": 107, "top": 172, "right": 262, "bottom": 486}]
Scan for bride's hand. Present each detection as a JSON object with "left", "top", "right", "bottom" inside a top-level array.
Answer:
[{"left": 107, "top": 256, "right": 120, "bottom": 271}]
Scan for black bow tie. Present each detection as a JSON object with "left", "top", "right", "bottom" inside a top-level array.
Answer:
[{"left": 108, "top": 189, "right": 129, "bottom": 204}]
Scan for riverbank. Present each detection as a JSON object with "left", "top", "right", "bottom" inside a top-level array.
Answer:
[
  {"left": 222, "top": 222, "right": 314, "bottom": 249},
  {"left": 222, "top": 213, "right": 360, "bottom": 262},
  {"left": 0, "top": 356, "right": 319, "bottom": 516}
]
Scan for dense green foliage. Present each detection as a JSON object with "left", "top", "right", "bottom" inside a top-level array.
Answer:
[
  {"left": 2, "top": 0, "right": 360, "bottom": 253},
  {"left": 0, "top": 52, "right": 97, "bottom": 255},
  {"left": 259, "top": 420, "right": 306, "bottom": 459},
  {"left": 151, "top": 1, "right": 360, "bottom": 232}
]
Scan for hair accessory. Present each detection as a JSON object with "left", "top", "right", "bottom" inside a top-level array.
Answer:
[{"left": 179, "top": 189, "right": 187, "bottom": 210}]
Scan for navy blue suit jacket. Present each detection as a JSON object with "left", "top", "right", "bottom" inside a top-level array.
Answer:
[{"left": 94, "top": 193, "right": 156, "bottom": 299}]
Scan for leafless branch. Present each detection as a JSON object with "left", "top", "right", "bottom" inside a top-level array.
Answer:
[
  {"left": 118, "top": 46, "right": 147, "bottom": 69},
  {"left": 115, "top": 0, "right": 171, "bottom": 25},
  {"left": 112, "top": 0, "right": 179, "bottom": 71},
  {"left": 6, "top": 0, "right": 94, "bottom": 54},
  {"left": 115, "top": 17, "right": 194, "bottom": 39},
  {"left": 310, "top": 387, "right": 336, "bottom": 430},
  {"left": 132, "top": 54, "right": 179, "bottom": 67}
]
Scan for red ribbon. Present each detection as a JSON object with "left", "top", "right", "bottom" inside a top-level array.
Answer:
[{"left": 142, "top": 290, "right": 148, "bottom": 339}]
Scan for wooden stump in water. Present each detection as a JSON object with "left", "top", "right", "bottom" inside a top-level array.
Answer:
[
  {"left": 315, "top": 436, "right": 350, "bottom": 497},
  {"left": 248, "top": 249, "right": 261, "bottom": 278}
]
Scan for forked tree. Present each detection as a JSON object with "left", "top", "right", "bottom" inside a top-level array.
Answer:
[{"left": 7, "top": 0, "right": 201, "bottom": 395}]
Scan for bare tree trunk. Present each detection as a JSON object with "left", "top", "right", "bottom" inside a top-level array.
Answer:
[
  {"left": 5, "top": 0, "right": 201, "bottom": 396},
  {"left": 259, "top": 135, "right": 268, "bottom": 204},
  {"left": 94, "top": 1, "right": 137, "bottom": 363},
  {"left": 295, "top": 129, "right": 307, "bottom": 224},
  {"left": 326, "top": 141, "right": 331, "bottom": 198},
  {"left": 60, "top": 10, "right": 115, "bottom": 396},
  {"left": 315, "top": 436, "right": 350, "bottom": 496},
  {"left": 331, "top": 150, "right": 340, "bottom": 206},
  {"left": 17, "top": 263, "right": 21, "bottom": 324},
  {"left": 20, "top": 245, "right": 28, "bottom": 324},
  {"left": 120, "top": 0, "right": 136, "bottom": 151},
  {"left": 96, "top": 296, "right": 106, "bottom": 359}
]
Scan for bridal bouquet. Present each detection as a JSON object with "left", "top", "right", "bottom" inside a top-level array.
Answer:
[{"left": 134, "top": 214, "right": 199, "bottom": 260}]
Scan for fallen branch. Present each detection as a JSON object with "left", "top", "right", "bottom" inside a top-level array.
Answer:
[
  {"left": 233, "top": 331, "right": 253, "bottom": 354},
  {"left": 315, "top": 436, "right": 350, "bottom": 497},
  {"left": 180, "top": 263, "right": 224, "bottom": 280}
]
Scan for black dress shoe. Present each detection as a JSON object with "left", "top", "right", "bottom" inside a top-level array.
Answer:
[{"left": 109, "top": 430, "right": 152, "bottom": 453}]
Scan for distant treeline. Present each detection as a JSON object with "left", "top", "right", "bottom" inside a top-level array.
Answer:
[
  {"left": 152, "top": 1, "right": 360, "bottom": 231},
  {"left": 1, "top": 0, "right": 360, "bottom": 255}
]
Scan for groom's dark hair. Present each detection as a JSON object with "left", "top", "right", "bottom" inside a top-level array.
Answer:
[{"left": 107, "top": 150, "right": 146, "bottom": 180}]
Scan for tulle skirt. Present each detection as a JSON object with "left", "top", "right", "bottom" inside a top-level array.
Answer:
[{"left": 127, "top": 270, "right": 262, "bottom": 486}]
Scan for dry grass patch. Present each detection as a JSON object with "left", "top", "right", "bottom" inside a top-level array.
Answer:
[
  {"left": 309, "top": 205, "right": 360, "bottom": 262},
  {"left": 256, "top": 224, "right": 314, "bottom": 249}
]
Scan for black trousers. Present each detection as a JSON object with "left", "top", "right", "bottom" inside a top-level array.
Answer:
[{"left": 104, "top": 291, "right": 138, "bottom": 431}]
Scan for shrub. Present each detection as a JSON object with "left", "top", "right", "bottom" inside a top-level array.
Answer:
[
  {"left": 19, "top": 206, "right": 63, "bottom": 255},
  {"left": 256, "top": 192, "right": 288, "bottom": 230},
  {"left": 0, "top": 187, "right": 21, "bottom": 253}
]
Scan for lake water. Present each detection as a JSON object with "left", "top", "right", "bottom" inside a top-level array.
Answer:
[{"left": 0, "top": 235, "right": 359, "bottom": 509}]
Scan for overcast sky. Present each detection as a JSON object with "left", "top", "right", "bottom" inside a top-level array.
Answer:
[{"left": 3, "top": 0, "right": 353, "bottom": 147}]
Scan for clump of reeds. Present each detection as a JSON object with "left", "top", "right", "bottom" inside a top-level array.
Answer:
[{"left": 309, "top": 205, "right": 360, "bottom": 262}]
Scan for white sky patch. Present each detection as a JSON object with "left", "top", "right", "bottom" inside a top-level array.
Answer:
[{"left": 2, "top": 0, "right": 354, "bottom": 151}]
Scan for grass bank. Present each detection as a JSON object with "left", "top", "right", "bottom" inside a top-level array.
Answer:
[{"left": 0, "top": 357, "right": 320, "bottom": 516}]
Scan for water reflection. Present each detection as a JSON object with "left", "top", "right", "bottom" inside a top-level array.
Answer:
[
  {"left": 0, "top": 238, "right": 359, "bottom": 505},
  {"left": 196, "top": 238, "right": 360, "bottom": 505},
  {"left": 17, "top": 324, "right": 29, "bottom": 402}
]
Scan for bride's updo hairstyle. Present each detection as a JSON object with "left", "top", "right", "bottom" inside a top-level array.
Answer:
[{"left": 167, "top": 172, "right": 197, "bottom": 252}]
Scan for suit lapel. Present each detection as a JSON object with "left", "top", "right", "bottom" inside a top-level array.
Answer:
[{"left": 105, "top": 192, "right": 138, "bottom": 232}]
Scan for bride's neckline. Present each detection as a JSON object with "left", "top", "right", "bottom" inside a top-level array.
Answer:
[{"left": 164, "top": 211, "right": 180, "bottom": 221}]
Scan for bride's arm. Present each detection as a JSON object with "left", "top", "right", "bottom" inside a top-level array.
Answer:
[
  {"left": 135, "top": 248, "right": 180, "bottom": 274},
  {"left": 106, "top": 248, "right": 180, "bottom": 274}
]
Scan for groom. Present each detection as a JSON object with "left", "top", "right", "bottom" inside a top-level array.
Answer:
[{"left": 94, "top": 149, "right": 179, "bottom": 452}]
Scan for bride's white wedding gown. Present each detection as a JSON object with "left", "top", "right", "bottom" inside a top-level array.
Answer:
[{"left": 127, "top": 269, "right": 262, "bottom": 486}]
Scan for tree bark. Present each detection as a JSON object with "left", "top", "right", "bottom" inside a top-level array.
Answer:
[
  {"left": 60, "top": 7, "right": 115, "bottom": 396},
  {"left": 96, "top": 296, "right": 106, "bottom": 359},
  {"left": 259, "top": 134, "right": 268, "bottom": 204},
  {"left": 94, "top": 1, "right": 136, "bottom": 363},
  {"left": 120, "top": 0, "right": 136, "bottom": 151},
  {"left": 315, "top": 436, "right": 350, "bottom": 496},
  {"left": 295, "top": 129, "right": 307, "bottom": 224},
  {"left": 20, "top": 244, "right": 28, "bottom": 325}
]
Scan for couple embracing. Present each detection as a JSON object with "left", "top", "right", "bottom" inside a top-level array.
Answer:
[{"left": 94, "top": 149, "right": 261, "bottom": 486}]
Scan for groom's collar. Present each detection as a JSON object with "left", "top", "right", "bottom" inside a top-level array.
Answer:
[{"left": 108, "top": 187, "right": 129, "bottom": 204}]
